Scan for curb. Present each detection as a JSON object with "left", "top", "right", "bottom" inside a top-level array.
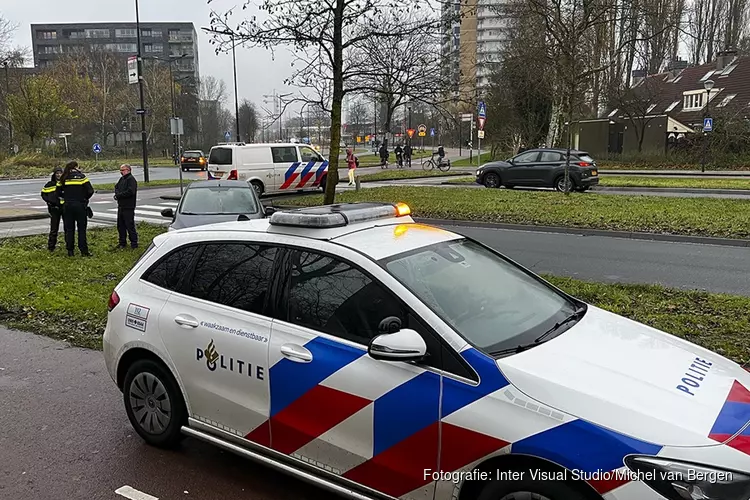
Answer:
[
  {"left": 415, "top": 218, "right": 750, "bottom": 248},
  {"left": 0, "top": 212, "right": 49, "bottom": 223},
  {"left": 600, "top": 170, "right": 750, "bottom": 177},
  {"left": 593, "top": 186, "right": 750, "bottom": 195}
]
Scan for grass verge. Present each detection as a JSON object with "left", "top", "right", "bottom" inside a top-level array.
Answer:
[
  {"left": 356, "top": 150, "right": 432, "bottom": 167},
  {"left": 0, "top": 155, "right": 175, "bottom": 180},
  {"left": 284, "top": 186, "right": 750, "bottom": 239},
  {"left": 451, "top": 153, "right": 493, "bottom": 168},
  {"left": 0, "top": 225, "right": 749, "bottom": 363},
  {"left": 92, "top": 179, "right": 197, "bottom": 191},
  {"left": 0, "top": 223, "right": 164, "bottom": 349},
  {"left": 446, "top": 175, "right": 750, "bottom": 191}
]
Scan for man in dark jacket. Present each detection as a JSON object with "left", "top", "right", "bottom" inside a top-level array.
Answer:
[
  {"left": 40, "top": 167, "right": 65, "bottom": 251},
  {"left": 114, "top": 164, "right": 138, "bottom": 249}
]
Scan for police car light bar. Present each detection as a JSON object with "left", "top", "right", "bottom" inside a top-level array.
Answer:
[{"left": 268, "top": 202, "right": 411, "bottom": 228}]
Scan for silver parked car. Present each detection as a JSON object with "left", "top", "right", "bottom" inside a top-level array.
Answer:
[{"left": 161, "top": 180, "right": 267, "bottom": 231}]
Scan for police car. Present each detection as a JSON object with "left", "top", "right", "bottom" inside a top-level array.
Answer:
[{"left": 103, "top": 202, "right": 750, "bottom": 500}]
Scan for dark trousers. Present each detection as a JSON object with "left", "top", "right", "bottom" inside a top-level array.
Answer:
[
  {"left": 117, "top": 207, "right": 138, "bottom": 247},
  {"left": 63, "top": 202, "right": 88, "bottom": 254},
  {"left": 47, "top": 206, "right": 64, "bottom": 250}
]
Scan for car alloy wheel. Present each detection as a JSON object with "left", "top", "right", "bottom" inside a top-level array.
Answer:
[
  {"left": 484, "top": 172, "right": 501, "bottom": 188},
  {"left": 129, "top": 371, "right": 172, "bottom": 435},
  {"left": 555, "top": 176, "right": 573, "bottom": 192}
]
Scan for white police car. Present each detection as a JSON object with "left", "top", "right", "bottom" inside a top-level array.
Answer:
[{"left": 103, "top": 202, "right": 750, "bottom": 500}]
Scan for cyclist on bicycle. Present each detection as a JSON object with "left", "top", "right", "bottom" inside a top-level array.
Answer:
[
  {"left": 432, "top": 144, "right": 447, "bottom": 167},
  {"left": 394, "top": 144, "right": 404, "bottom": 168}
]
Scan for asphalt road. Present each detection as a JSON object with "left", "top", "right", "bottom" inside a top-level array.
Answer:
[
  {"left": 0, "top": 326, "right": 328, "bottom": 500},
  {"left": 441, "top": 224, "right": 750, "bottom": 296}
]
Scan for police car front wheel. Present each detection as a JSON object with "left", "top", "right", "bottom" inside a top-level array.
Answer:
[
  {"left": 477, "top": 476, "right": 588, "bottom": 500},
  {"left": 123, "top": 359, "right": 187, "bottom": 448}
]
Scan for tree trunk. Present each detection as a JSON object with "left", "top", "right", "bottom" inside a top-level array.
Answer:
[
  {"left": 546, "top": 93, "right": 562, "bottom": 147},
  {"left": 323, "top": 0, "right": 345, "bottom": 205},
  {"left": 563, "top": 87, "right": 574, "bottom": 196}
]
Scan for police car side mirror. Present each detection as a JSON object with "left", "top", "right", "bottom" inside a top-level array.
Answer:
[
  {"left": 161, "top": 208, "right": 174, "bottom": 218},
  {"left": 368, "top": 329, "right": 427, "bottom": 362}
]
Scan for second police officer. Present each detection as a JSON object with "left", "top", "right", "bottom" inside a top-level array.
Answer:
[{"left": 56, "top": 160, "right": 94, "bottom": 257}]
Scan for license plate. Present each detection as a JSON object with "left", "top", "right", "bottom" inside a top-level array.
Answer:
[{"left": 591, "top": 170, "right": 598, "bottom": 176}]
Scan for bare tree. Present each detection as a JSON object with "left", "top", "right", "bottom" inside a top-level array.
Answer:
[
  {"left": 238, "top": 99, "right": 259, "bottom": 142},
  {"left": 207, "top": 0, "right": 440, "bottom": 204},
  {"left": 609, "top": 75, "right": 666, "bottom": 153},
  {"left": 199, "top": 76, "right": 227, "bottom": 103}
]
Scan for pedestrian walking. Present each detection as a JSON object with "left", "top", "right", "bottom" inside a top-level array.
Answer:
[
  {"left": 56, "top": 160, "right": 94, "bottom": 257},
  {"left": 395, "top": 144, "right": 404, "bottom": 168},
  {"left": 114, "top": 164, "right": 138, "bottom": 249},
  {"left": 379, "top": 143, "right": 389, "bottom": 169},
  {"left": 40, "top": 167, "right": 65, "bottom": 252},
  {"left": 404, "top": 143, "right": 412, "bottom": 168},
  {"left": 345, "top": 148, "right": 358, "bottom": 186}
]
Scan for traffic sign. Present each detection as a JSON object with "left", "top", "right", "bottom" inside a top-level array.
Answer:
[
  {"left": 478, "top": 130, "right": 485, "bottom": 139},
  {"left": 406, "top": 129, "right": 415, "bottom": 138},
  {"left": 170, "top": 117, "right": 184, "bottom": 136},
  {"left": 478, "top": 116, "right": 486, "bottom": 130},
  {"left": 460, "top": 113, "right": 473, "bottom": 122},
  {"left": 478, "top": 101, "right": 486, "bottom": 118},
  {"left": 92, "top": 143, "right": 102, "bottom": 154},
  {"left": 224, "top": 131, "right": 231, "bottom": 141},
  {"left": 430, "top": 128, "right": 435, "bottom": 137},
  {"left": 127, "top": 56, "right": 138, "bottom": 85},
  {"left": 417, "top": 124, "right": 427, "bottom": 137},
  {"left": 703, "top": 117, "right": 713, "bottom": 132}
]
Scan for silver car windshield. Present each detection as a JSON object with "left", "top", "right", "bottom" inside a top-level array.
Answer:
[
  {"left": 381, "top": 239, "right": 576, "bottom": 353},
  {"left": 179, "top": 187, "right": 259, "bottom": 215}
]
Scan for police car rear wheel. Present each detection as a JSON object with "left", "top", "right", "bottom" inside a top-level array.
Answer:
[
  {"left": 477, "top": 476, "right": 585, "bottom": 500},
  {"left": 123, "top": 359, "right": 186, "bottom": 448},
  {"left": 250, "top": 181, "right": 264, "bottom": 197}
]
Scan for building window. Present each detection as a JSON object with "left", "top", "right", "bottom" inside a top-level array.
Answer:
[
  {"left": 38, "top": 30, "right": 57, "bottom": 40},
  {"left": 683, "top": 92, "right": 706, "bottom": 111},
  {"left": 646, "top": 103, "right": 657, "bottom": 114},
  {"left": 716, "top": 94, "right": 737, "bottom": 107},
  {"left": 68, "top": 30, "right": 85, "bottom": 39},
  {"left": 699, "top": 70, "right": 714, "bottom": 82},
  {"left": 719, "top": 63, "right": 738, "bottom": 77},
  {"left": 168, "top": 29, "right": 180, "bottom": 40},
  {"left": 39, "top": 45, "right": 59, "bottom": 54},
  {"left": 103, "top": 43, "right": 137, "bottom": 53},
  {"left": 141, "top": 29, "right": 152, "bottom": 37},
  {"left": 85, "top": 29, "right": 110, "bottom": 38},
  {"left": 115, "top": 28, "right": 137, "bottom": 38}
]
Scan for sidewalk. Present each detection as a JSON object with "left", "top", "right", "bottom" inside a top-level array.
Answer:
[{"left": 0, "top": 208, "right": 48, "bottom": 223}]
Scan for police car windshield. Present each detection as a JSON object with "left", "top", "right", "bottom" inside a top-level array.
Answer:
[
  {"left": 179, "top": 187, "right": 259, "bottom": 215},
  {"left": 382, "top": 239, "right": 578, "bottom": 355}
]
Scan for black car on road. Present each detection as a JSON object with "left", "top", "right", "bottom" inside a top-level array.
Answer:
[
  {"left": 180, "top": 150, "right": 207, "bottom": 171},
  {"left": 476, "top": 148, "right": 599, "bottom": 192}
]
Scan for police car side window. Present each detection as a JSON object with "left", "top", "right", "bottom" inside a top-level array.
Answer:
[
  {"left": 286, "top": 250, "right": 405, "bottom": 345},
  {"left": 188, "top": 243, "right": 276, "bottom": 315},
  {"left": 142, "top": 245, "right": 200, "bottom": 291},
  {"left": 271, "top": 147, "right": 297, "bottom": 163}
]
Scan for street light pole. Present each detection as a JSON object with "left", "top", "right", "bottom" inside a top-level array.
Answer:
[
  {"left": 231, "top": 34, "right": 240, "bottom": 142},
  {"left": 135, "top": 0, "right": 150, "bottom": 182}
]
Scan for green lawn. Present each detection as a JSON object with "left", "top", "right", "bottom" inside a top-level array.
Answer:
[
  {"left": 0, "top": 156, "right": 175, "bottom": 180},
  {"left": 451, "top": 153, "right": 494, "bottom": 168},
  {"left": 93, "top": 178, "right": 196, "bottom": 191},
  {"left": 447, "top": 174, "right": 750, "bottom": 191},
  {"left": 1, "top": 225, "right": 750, "bottom": 363},
  {"left": 283, "top": 186, "right": 750, "bottom": 239}
]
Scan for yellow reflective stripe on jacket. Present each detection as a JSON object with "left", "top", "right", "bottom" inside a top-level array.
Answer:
[
  {"left": 41, "top": 186, "right": 56, "bottom": 193},
  {"left": 63, "top": 178, "right": 90, "bottom": 186}
]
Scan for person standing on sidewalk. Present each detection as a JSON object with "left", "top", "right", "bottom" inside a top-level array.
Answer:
[
  {"left": 345, "top": 148, "right": 357, "bottom": 186},
  {"left": 114, "top": 164, "right": 138, "bottom": 249},
  {"left": 56, "top": 160, "right": 94, "bottom": 257},
  {"left": 40, "top": 167, "right": 65, "bottom": 252}
]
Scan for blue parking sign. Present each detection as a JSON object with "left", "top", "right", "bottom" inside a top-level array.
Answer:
[{"left": 703, "top": 117, "right": 713, "bottom": 132}]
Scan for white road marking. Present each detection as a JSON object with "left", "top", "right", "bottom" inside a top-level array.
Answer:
[
  {"left": 19, "top": 197, "right": 38, "bottom": 201},
  {"left": 31, "top": 205, "right": 48, "bottom": 209},
  {"left": 94, "top": 212, "right": 167, "bottom": 225},
  {"left": 90, "top": 200, "right": 111, "bottom": 204},
  {"left": 115, "top": 485, "right": 159, "bottom": 500}
]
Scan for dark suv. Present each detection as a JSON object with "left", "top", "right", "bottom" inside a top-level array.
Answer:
[{"left": 476, "top": 148, "right": 599, "bottom": 192}]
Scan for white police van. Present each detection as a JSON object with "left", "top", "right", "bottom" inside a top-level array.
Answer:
[
  {"left": 207, "top": 142, "right": 329, "bottom": 197},
  {"left": 103, "top": 202, "right": 750, "bottom": 500}
]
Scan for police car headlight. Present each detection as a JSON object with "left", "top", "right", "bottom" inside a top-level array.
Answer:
[{"left": 624, "top": 455, "right": 750, "bottom": 500}]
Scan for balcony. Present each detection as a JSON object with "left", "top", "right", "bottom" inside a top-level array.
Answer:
[{"left": 168, "top": 34, "right": 193, "bottom": 43}]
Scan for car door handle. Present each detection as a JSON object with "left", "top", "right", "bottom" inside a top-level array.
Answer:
[
  {"left": 174, "top": 314, "right": 199, "bottom": 328},
  {"left": 280, "top": 343, "right": 313, "bottom": 363}
]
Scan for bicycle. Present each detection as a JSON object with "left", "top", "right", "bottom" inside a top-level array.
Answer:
[{"left": 422, "top": 155, "right": 451, "bottom": 172}]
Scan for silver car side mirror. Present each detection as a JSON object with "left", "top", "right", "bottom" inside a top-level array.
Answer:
[{"left": 368, "top": 329, "right": 427, "bottom": 362}]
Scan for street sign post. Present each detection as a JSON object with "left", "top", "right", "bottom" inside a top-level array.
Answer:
[
  {"left": 224, "top": 131, "right": 231, "bottom": 141},
  {"left": 430, "top": 128, "right": 436, "bottom": 152},
  {"left": 478, "top": 130, "right": 485, "bottom": 139},
  {"left": 92, "top": 143, "right": 102, "bottom": 162},
  {"left": 127, "top": 56, "right": 138, "bottom": 85},
  {"left": 170, "top": 118, "right": 186, "bottom": 194},
  {"left": 417, "top": 124, "right": 427, "bottom": 151},
  {"left": 460, "top": 113, "right": 473, "bottom": 122},
  {"left": 477, "top": 102, "right": 487, "bottom": 168},
  {"left": 703, "top": 117, "right": 713, "bottom": 132},
  {"left": 478, "top": 101, "right": 486, "bottom": 118}
]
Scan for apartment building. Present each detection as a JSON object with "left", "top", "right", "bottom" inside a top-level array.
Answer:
[
  {"left": 30, "top": 22, "right": 200, "bottom": 85},
  {"left": 441, "top": 0, "right": 513, "bottom": 98}
]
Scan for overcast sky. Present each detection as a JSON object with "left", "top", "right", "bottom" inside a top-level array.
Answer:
[{"left": 3, "top": 0, "right": 298, "bottom": 113}]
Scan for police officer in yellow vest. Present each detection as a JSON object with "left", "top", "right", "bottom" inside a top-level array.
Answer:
[
  {"left": 56, "top": 160, "right": 94, "bottom": 257},
  {"left": 40, "top": 167, "right": 65, "bottom": 252}
]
